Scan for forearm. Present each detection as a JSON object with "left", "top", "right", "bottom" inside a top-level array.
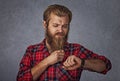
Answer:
[
  {"left": 83, "top": 59, "right": 106, "bottom": 72},
  {"left": 31, "top": 58, "right": 49, "bottom": 81}
]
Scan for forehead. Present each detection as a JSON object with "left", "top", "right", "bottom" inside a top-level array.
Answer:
[{"left": 49, "top": 13, "right": 69, "bottom": 24}]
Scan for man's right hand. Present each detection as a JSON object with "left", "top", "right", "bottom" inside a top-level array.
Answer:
[
  {"left": 31, "top": 50, "right": 64, "bottom": 81},
  {"left": 46, "top": 50, "right": 65, "bottom": 66}
]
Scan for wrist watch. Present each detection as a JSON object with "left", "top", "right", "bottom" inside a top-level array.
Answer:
[{"left": 81, "top": 59, "right": 85, "bottom": 68}]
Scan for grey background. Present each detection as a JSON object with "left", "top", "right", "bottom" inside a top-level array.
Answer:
[{"left": 0, "top": 0, "right": 119, "bottom": 81}]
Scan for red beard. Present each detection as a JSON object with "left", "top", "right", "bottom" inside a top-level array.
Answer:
[{"left": 45, "top": 29, "right": 68, "bottom": 52}]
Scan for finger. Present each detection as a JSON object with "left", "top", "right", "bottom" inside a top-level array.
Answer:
[
  {"left": 63, "top": 60, "right": 69, "bottom": 67},
  {"left": 59, "top": 55, "right": 64, "bottom": 59},
  {"left": 63, "top": 58, "right": 72, "bottom": 67},
  {"left": 70, "top": 57, "right": 76, "bottom": 66},
  {"left": 67, "top": 57, "right": 74, "bottom": 66},
  {"left": 58, "top": 50, "right": 64, "bottom": 53},
  {"left": 59, "top": 49, "right": 64, "bottom": 52},
  {"left": 51, "top": 50, "right": 59, "bottom": 55},
  {"left": 61, "top": 50, "right": 65, "bottom": 54},
  {"left": 56, "top": 50, "right": 64, "bottom": 53},
  {"left": 58, "top": 56, "right": 64, "bottom": 61},
  {"left": 63, "top": 64, "right": 79, "bottom": 70},
  {"left": 56, "top": 52, "right": 64, "bottom": 56},
  {"left": 67, "top": 56, "right": 77, "bottom": 67},
  {"left": 62, "top": 65, "right": 68, "bottom": 70},
  {"left": 62, "top": 65, "right": 77, "bottom": 70},
  {"left": 60, "top": 50, "right": 64, "bottom": 53},
  {"left": 63, "top": 58, "right": 76, "bottom": 69},
  {"left": 65, "top": 66, "right": 76, "bottom": 70},
  {"left": 58, "top": 53, "right": 64, "bottom": 56}
]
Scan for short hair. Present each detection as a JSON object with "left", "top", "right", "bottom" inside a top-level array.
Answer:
[{"left": 43, "top": 4, "right": 72, "bottom": 24}]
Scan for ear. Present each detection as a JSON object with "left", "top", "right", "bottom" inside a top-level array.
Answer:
[{"left": 43, "top": 21, "right": 47, "bottom": 29}]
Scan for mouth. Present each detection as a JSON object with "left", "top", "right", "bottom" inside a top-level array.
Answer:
[
  {"left": 55, "top": 35, "right": 63, "bottom": 39},
  {"left": 56, "top": 32, "right": 64, "bottom": 36},
  {"left": 54, "top": 32, "right": 65, "bottom": 39}
]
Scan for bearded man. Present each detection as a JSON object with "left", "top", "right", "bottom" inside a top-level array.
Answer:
[{"left": 17, "top": 4, "right": 111, "bottom": 81}]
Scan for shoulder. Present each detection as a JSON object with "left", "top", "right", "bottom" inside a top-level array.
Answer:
[
  {"left": 27, "top": 43, "right": 41, "bottom": 49},
  {"left": 26, "top": 43, "right": 44, "bottom": 53},
  {"left": 66, "top": 42, "right": 88, "bottom": 51},
  {"left": 67, "top": 42, "right": 83, "bottom": 48},
  {"left": 65, "top": 42, "right": 83, "bottom": 50}
]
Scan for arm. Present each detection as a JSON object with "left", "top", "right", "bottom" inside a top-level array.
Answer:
[
  {"left": 31, "top": 50, "right": 64, "bottom": 81},
  {"left": 63, "top": 55, "right": 110, "bottom": 73},
  {"left": 63, "top": 45, "right": 111, "bottom": 74},
  {"left": 31, "top": 58, "right": 49, "bottom": 81},
  {"left": 83, "top": 58, "right": 106, "bottom": 72},
  {"left": 17, "top": 48, "right": 64, "bottom": 81}
]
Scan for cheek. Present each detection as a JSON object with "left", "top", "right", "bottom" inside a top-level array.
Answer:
[
  {"left": 64, "top": 29, "right": 69, "bottom": 35},
  {"left": 48, "top": 28, "right": 56, "bottom": 36}
]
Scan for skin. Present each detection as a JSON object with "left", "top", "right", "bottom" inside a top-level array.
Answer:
[
  {"left": 31, "top": 13, "right": 106, "bottom": 81},
  {"left": 62, "top": 55, "right": 106, "bottom": 72}
]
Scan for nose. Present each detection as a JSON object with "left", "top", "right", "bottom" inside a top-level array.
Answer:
[{"left": 58, "top": 26, "right": 63, "bottom": 32}]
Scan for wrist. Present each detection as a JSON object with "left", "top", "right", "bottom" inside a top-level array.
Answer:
[
  {"left": 43, "top": 58, "right": 50, "bottom": 67},
  {"left": 80, "top": 59, "right": 85, "bottom": 69}
]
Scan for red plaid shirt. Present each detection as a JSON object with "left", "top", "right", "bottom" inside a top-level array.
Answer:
[{"left": 17, "top": 39, "right": 111, "bottom": 81}]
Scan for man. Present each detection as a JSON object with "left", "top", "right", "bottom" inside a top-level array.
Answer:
[{"left": 17, "top": 4, "right": 111, "bottom": 81}]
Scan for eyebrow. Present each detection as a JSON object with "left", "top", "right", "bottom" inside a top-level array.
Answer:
[{"left": 52, "top": 23, "right": 69, "bottom": 26}]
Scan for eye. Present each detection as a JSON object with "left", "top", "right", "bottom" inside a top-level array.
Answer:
[
  {"left": 63, "top": 24, "right": 69, "bottom": 29},
  {"left": 53, "top": 24, "right": 58, "bottom": 27}
]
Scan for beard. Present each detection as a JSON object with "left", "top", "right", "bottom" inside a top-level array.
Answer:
[{"left": 45, "top": 28, "right": 68, "bottom": 52}]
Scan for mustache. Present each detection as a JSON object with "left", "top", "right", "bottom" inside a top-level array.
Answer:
[{"left": 55, "top": 32, "right": 65, "bottom": 36}]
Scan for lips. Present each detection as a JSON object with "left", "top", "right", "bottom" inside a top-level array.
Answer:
[{"left": 56, "top": 32, "right": 64, "bottom": 36}]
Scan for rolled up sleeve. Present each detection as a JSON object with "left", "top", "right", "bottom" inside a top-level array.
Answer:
[{"left": 78, "top": 46, "right": 112, "bottom": 74}]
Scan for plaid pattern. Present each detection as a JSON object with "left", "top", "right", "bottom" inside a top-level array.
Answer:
[{"left": 17, "top": 39, "right": 111, "bottom": 81}]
